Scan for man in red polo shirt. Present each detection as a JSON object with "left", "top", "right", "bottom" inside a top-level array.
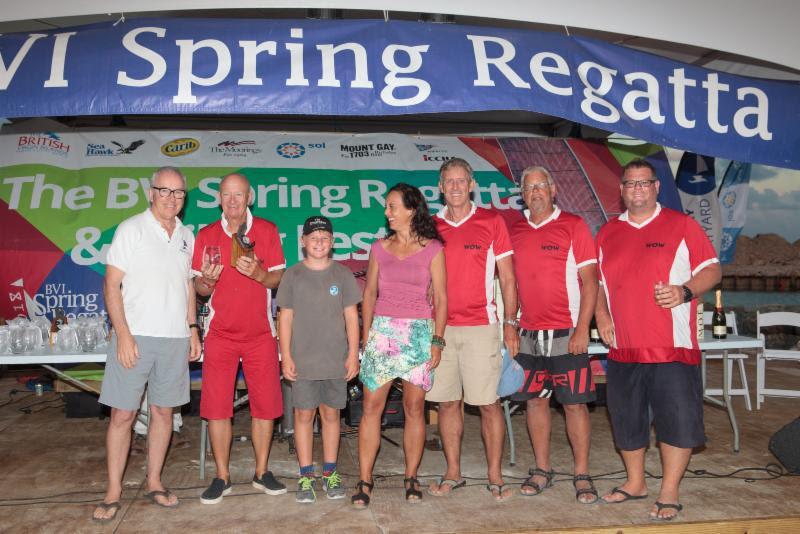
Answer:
[
  {"left": 508, "top": 166, "right": 599, "bottom": 504},
  {"left": 426, "top": 158, "right": 520, "bottom": 501},
  {"left": 595, "top": 159, "right": 721, "bottom": 520},
  {"left": 193, "top": 173, "right": 287, "bottom": 504}
]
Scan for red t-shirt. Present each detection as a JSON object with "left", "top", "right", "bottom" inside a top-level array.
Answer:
[
  {"left": 435, "top": 204, "right": 513, "bottom": 326},
  {"left": 510, "top": 207, "right": 596, "bottom": 330},
  {"left": 596, "top": 205, "right": 718, "bottom": 364},
  {"left": 192, "top": 211, "right": 286, "bottom": 339}
]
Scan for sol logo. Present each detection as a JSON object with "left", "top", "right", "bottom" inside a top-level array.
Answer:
[{"left": 161, "top": 138, "right": 200, "bottom": 157}]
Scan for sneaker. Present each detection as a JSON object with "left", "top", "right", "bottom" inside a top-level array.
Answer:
[
  {"left": 200, "top": 478, "right": 232, "bottom": 505},
  {"left": 252, "top": 471, "right": 287, "bottom": 495},
  {"left": 295, "top": 476, "right": 316, "bottom": 504},
  {"left": 322, "top": 470, "right": 346, "bottom": 500}
]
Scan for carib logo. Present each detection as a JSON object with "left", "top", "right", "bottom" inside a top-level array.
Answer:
[{"left": 161, "top": 138, "right": 200, "bottom": 157}]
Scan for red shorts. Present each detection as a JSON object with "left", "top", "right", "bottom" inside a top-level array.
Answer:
[{"left": 200, "top": 333, "right": 283, "bottom": 420}]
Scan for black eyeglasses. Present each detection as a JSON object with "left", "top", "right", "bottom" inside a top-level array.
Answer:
[
  {"left": 622, "top": 179, "right": 657, "bottom": 189},
  {"left": 151, "top": 186, "right": 187, "bottom": 199}
]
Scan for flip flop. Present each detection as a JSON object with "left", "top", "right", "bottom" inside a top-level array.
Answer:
[
  {"left": 486, "top": 483, "right": 513, "bottom": 502},
  {"left": 92, "top": 501, "right": 121, "bottom": 523},
  {"left": 650, "top": 501, "right": 683, "bottom": 521},
  {"left": 144, "top": 489, "right": 179, "bottom": 508},
  {"left": 601, "top": 487, "right": 648, "bottom": 504},
  {"left": 427, "top": 478, "right": 466, "bottom": 497}
]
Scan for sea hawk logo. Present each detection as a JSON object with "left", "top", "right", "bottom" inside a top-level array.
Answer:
[
  {"left": 415, "top": 144, "right": 435, "bottom": 152},
  {"left": 112, "top": 140, "right": 145, "bottom": 154}
]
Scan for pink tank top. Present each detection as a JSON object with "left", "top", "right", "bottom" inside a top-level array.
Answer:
[{"left": 373, "top": 238, "right": 443, "bottom": 319}]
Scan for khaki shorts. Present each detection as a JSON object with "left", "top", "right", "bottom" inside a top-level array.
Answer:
[{"left": 426, "top": 324, "right": 502, "bottom": 406}]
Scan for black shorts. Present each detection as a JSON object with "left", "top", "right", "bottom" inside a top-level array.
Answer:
[
  {"left": 606, "top": 360, "right": 705, "bottom": 450},
  {"left": 510, "top": 328, "right": 596, "bottom": 405}
]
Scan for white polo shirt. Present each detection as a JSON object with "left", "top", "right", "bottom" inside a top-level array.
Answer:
[{"left": 105, "top": 208, "right": 194, "bottom": 338}]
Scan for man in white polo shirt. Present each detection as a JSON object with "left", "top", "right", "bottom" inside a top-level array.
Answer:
[{"left": 93, "top": 166, "right": 201, "bottom": 522}]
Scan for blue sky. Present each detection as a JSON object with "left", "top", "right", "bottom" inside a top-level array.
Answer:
[
  {"left": 665, "top": 148, "right": 800, "bottom": 243},
  {"left": 739, "top": 165, "right": 800, "bottom": 243}
]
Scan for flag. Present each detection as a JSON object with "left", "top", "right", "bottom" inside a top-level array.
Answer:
[
  {"left": 718, "top": 161, "right": 752, "bottom": 264},
  {"left": 676, "top": 153, "right": 721, "bottom": 253}
]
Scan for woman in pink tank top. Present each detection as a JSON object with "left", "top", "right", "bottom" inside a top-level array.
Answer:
[{"left": 353, "top": 183, "right": 447, "bottom": 509}]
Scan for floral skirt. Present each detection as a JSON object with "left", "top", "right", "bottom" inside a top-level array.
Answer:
[{"left": 360, "top": 316, "right": 434, "bottom": 392}]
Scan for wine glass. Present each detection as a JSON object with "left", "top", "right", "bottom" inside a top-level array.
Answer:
[{"left": 204, "top": 245, "right": 222, "bottom": 266}]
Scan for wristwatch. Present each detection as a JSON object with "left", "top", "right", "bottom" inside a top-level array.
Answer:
[
  {"left": 681, "top": 285, "right": 694, "bottom": 303},
  {"left": 188, "top": 323, "right": 201, "bottom": 330},
  {"left": 503, "top": 318, "right": 520, "bottom": 328}
]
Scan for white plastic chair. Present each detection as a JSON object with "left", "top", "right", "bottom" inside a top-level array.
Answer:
[
  {"left": 703, "top": 310, "right": 751, "bottom": 410},
  {"left": 756, "top": 311, "right": 800, "bottom": 409}
]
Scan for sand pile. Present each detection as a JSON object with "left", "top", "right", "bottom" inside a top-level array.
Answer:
[{"left": 724, "top": 234, "right": 800, "bottom": 276}]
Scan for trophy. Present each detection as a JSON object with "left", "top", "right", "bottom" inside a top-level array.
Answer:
[{"left": 231, "top": 223, "right": 255, "bottom": 267}]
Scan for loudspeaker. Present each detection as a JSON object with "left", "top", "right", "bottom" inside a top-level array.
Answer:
[{"left": 769, "top": 417, "right": 800, "bottom": 473}]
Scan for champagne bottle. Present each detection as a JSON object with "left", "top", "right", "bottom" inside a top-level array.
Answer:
[
  {"left": 589, "top": 316, "right": 601, "bottom": 343},
  {"left": 712, "top": 290, "right": 727, "bottom": 339}
]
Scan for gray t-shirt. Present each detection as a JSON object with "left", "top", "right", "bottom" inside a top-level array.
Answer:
[{"left": 276, "top": 261, "right": 362, "bottom": 380}]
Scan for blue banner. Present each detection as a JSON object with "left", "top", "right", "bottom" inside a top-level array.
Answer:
[
  {"left": 676, "top": 153, "right": 721, "bottom": 252},
  {"left": 1, "top": 19, "right": 799, "bottom": 169},
  {"left": 718, "top": 161, "right": 752, "bottom": 264}
]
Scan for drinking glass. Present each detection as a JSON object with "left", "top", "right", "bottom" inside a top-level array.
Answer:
[
  {"left": 23, "top": 325, "right": 40, "bottom": 352},
  {"left": 0, "top": 327, "right": 10, "bottom": 355},
  {"left": 78, "top": 324, "right": 98, "bottom": 352},
  {"left": 204, "top": 245, "right": 222, "bottom": 266},
  {"left": 9, "top": 326, "right": 25, "bottom": 354},
  {"left": 57, "top": 325, "right": 79, "bottom": 352}
]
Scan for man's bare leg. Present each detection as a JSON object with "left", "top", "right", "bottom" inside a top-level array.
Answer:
[
  {"left": 251, "top": 417, "right": 275, "bottom": 477},
  {"left": 93, "top": 408, "right": 136, "bottom": 520},
  {"left": 480, "top": 401, "right": 511, "bottom": 500},
  {"left": 144, "top": 404, "right": 179, "bottom": 506},
  {"left": 428, "top": 400, "right": 464, "bottom": 495},
  {"left": 208, "top": 419, "right": 232, "bottom": 482},
  {"left": 601, "top": 448, "right": 648, "bottom": 502},
  {"left": 564, "top": 403, "right": 594, "bottom": 502},
  {"left": 523, "top": 397, "right": 552, "bottom": 494},
  {"left": 650, "top": 443, "right": 691, "bottom": 520}
]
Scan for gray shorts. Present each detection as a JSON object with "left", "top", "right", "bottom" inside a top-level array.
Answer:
[
  {"left": 291, "top": 378, "right": 347, "bottom": 410},
  {"left": 99, "top": 334, "right": 190, "bottom": 410}
]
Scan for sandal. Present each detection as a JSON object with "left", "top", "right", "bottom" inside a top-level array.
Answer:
[
  {"left": 520, "top": 468, "right": 553, "bottom": 496},
  {"left": 573, "top": 474, "right": 599, "bottom": 504},
  {"left": 404, "top": 477, "right": 423, "bottom": 502},
  {"left": 651, "top": 501, "right": 683, "bottom": 521},
  {"left": 144, "top": 489, "right": 179, "bottom": 508},
  {"left": 351, "top": 479, "right": 374, "bottom": 509},
  {"left": 92, "top": 501, "right": 121, "bottom": 523},
  {"left": 601, "top": 486, "right": 648, "bottom": 504}
]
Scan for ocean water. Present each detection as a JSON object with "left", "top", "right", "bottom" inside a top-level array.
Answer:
[{"left": 703, "top": 291, "right": 800, "bottom": 310}]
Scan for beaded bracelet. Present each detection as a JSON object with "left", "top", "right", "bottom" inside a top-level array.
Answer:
[{"left": 431, "top": 335, "right": 446, "bottom": 348}]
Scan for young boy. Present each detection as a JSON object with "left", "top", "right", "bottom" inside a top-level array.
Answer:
[{"left": 277, "top": 215, "right": 361, "bottom": 503}]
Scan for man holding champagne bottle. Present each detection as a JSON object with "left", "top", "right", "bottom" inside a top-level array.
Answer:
[{"left": 594, "top": 159, "right": 721, "bottom": 521}]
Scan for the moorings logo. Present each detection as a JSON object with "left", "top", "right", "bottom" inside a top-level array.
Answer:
[
  {"left": 211, "top": 140, "right": 262, "bottom": 157},
  {"left": 17, "top": 133, "right": 70, "bottom": 157},
  {"left": 161, "top": 138, "right": 199, "bottom": 157}
]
